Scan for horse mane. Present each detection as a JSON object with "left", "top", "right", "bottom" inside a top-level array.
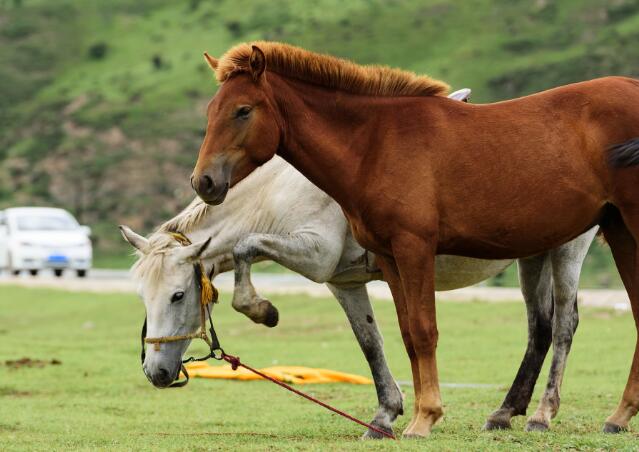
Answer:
[
  {"left": 131, "top": 234, "right": 178, "bottom": 286},
  {"left": 216, "top": 41, "right": 450, "bottom": 97},
  {"left": 158, "top": 197, "right": 210, "bottom": 234},
  {"left": 131, "top": 198, "right": 210, "bottom": 286}
]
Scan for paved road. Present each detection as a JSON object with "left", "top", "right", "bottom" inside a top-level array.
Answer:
[{"left": 0, "top": 268, "right": 630, "bottom": 310}]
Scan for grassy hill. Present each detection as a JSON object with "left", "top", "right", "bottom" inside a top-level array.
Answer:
[{"left": 1, "top": 0, "right": 638, "bottom": 284}]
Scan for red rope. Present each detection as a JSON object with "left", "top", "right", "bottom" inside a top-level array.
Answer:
[{"left": 221, "top": 353, "right": 396, "bottom": 440}]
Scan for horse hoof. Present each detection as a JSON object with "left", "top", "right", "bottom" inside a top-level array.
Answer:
[
  {"left": 525, "top": 420, "right": 549, "bottom": 432},
  {"left": 483, "top": 419, "right": 512, "bottom": 431},
  {"left": 603, "top": 422, "right": 626, "bottom": 434},
  {"left": 361, "top": 425, "right": 393, "bottom": 440},
  {"left": 263, "top": 302, "right": 279, "bottom": 328}
]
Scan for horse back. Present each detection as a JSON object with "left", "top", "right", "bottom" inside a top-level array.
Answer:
[{"left": 354, "top": 77, "right": 639, "bottom": 258}]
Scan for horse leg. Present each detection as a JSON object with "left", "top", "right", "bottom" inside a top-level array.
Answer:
[
  {"left": 325, "top": 282, "right": 403, "bottom": 439},
  {"left": 232, "top": 232, "right": 341, "bottom": 326},
  {"left": 375, "top": 255, "right": 422, "bottom": 435},
  {"left": 484, "top": 254, "right": 554, "bottom": 430},
  {"left": 525, "top": 229, "right": 594, "bottom": 431},
  {"left": 391, "top": 234, "right": 442, "bottom": 438},
  {"left": 601, "top": 210, "right": 639, "bottom": 432}
]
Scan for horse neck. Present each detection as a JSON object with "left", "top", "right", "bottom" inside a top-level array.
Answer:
[
  {"left": 269, "top": 74, "right": 427, "bottom": 212},
  {"left": 171, "top": 158, "right": 289, "bottom": 258}
]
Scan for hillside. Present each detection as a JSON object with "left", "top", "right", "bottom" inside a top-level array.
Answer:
[{"left": 1, "top": 0, "right": 638, "bottom": 284}]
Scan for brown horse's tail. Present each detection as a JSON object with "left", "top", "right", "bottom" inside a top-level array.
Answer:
[{"left": 608, "top": 138, "right": 639, "bottom": 168}]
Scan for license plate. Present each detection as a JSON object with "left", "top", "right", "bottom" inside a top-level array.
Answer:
[{"left": 47, "top": 255, "right": 68, "bottom": 264}]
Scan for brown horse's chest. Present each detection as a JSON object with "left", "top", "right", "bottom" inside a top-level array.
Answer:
[
  {"left": 346, "top": 212, "right": 394, "bottom": 257},
  {"left": 348, "top": 218, "right": 381, "bottom": 253}
]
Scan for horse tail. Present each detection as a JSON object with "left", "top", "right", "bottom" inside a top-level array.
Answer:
[{"left": 608, "top": 138, "right": 639, "bottom": 168}]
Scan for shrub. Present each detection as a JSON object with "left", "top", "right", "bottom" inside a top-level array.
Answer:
[{"left": 88, "top": 43, "right": 108, "bottom": 60}]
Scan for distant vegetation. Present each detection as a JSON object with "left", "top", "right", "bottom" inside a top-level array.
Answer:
[{"left": 1, "top": 0, "right": 638, "bottom": 284}]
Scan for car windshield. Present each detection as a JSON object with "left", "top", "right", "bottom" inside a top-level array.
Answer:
[{"left": 16, "top": 214, "right": 78, "bottom": 231}]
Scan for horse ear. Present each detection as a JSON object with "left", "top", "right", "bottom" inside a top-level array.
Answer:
[
  {"left": 203, "top": 52, "right": 218, "bottom": 71},
  {"left": 119, "top": 225, "right": 150, "bottom": 254},
  {"left": 249, "top": 45, "right": 266, "bottom": 81}
]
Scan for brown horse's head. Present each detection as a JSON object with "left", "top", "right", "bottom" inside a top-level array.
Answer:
[{"left": 192, "top": 46, "right": 281, "bottom": 205}]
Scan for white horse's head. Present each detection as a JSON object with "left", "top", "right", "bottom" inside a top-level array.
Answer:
[{"left": 120, "top": 225, "right": 213, "bottom": 388}]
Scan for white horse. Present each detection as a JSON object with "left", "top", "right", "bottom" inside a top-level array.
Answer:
[{"left": 121, "top": 153, "right": 596, "bottom": 437}]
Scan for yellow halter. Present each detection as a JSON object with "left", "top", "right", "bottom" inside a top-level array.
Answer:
[{"left": 144, "top": 232, "right": 218, "bottom": 351}]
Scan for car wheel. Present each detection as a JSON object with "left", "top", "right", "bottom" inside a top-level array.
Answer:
[
  {"left": 76, "top": 269, "right": 87, "bottom": 278},
  {"left": 29, "top": 269, "right": 39, "bottom": 277},
  {"left": 54, "top": 269, "right": 63, "bottom": 278},
  {"left": 7, "top": 253, "right": 19, "bottom": 276}
]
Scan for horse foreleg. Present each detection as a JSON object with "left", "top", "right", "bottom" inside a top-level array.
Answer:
[
  {"left": 232, "top": 232, "right": 341, "bottom": 327},
  {"left": 325, "top": 282, "right": 403, "bottom": 439},
  {"left": 392, "top": 234, "right": 442, "bottom": 438},
  {"left": 484, "top": 254, "right": 554, "bottom": 430},
  {"left": 375, "top": 255, "right": 422, "bottom": 436},
  {"left": 525, "top": 229, "right": 594, "bottom": 431}
]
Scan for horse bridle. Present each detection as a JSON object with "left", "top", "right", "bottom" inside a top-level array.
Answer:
[{"left": 140, "top": 232, "right": 222, "bottom": 387}]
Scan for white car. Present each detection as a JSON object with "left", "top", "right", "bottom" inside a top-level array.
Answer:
[{"left": 0, "top": 207, "right": 92, "bottom": 277}]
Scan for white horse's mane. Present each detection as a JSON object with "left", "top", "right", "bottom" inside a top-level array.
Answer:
[
  {"left": 131, "top": 234, "right": 179, "bottom": 286},
  {"left": 132, "top": 199, "right": 211, "bottom": 286},
  {"left": 131, "top": 157, "right": 291, "bottom": 287},
  {"left": 158, "top": 197, "right": 210, "bottom": 234}
]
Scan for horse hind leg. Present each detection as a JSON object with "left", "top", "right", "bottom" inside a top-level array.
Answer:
[
  {"left": 325, "top": 282, "right": 403, "bottom": 439},
  {"left": 525, "top": 227, "right": 595, "bottom": 431},
  {"left": 484, "top": 254, "right": 553, "bottom": 430},
  {"left": 600, "top": 141, "right": 639, "bottom": 432},
  {"left": 601, "top": 207, "right": 639, "bottom": 433}
]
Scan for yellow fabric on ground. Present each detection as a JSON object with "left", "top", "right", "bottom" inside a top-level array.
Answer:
[{"left": 183, "top": 361, "right": 372, "bottom": 385}]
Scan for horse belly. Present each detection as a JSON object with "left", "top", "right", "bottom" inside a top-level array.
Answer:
[
  {"left": 438, "top": 204, "right": 601, "bottom": 259},
  {"left": 433, "top": 255, "right": 513, "bottom": 291},
  {"left": 435, "top": 171, "right": 605, "bottom": 259}
]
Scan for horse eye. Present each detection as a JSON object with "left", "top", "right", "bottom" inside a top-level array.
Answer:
[
  {"left": 235, "top": 106, "right": 252, "bottom": 119},
  {"left": 171, "top": 291, "right": 185, "bottom": 303}
]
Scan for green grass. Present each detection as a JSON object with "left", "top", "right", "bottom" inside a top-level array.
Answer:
[{"left": 1, "top": 285, "right": 638, "bottom": 450}]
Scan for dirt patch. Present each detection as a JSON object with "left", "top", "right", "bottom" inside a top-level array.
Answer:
[
  {"left": 4, "top": 357, "right": 62, "bottom": 369},
  {"left": 0, "top": 386, "right": 32, "bottom": 397},
  {"left": 0, "top": 423, "right": 20, "bottom": 432}
]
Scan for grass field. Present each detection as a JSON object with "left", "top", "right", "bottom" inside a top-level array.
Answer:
[{"left": 1, "top": 285, "right": 638, "bottom": 450}]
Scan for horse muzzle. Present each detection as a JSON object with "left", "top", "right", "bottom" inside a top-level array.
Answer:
[
  {"left": 191, "top": 173, "right": 230, "bottom": 205},
  {"left": 144, "top": 362, "right": 181, "bottom": 388}
]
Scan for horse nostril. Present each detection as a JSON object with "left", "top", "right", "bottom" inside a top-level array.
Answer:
[
  {"left": 190, "top": 175, "right": 195, "bottom": 190},
  {"left": 158, "top": 367, "right": 171, "bottom": 383},
  {"left": 201, "top": 175, "right": 214, "bottom": 194}
]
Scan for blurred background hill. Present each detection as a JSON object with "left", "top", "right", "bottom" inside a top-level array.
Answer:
[{"left": 1, "top": 0, "right": 638, "bottom": 284}]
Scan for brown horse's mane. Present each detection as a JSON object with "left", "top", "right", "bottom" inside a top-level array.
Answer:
[{"left": 216, "top": 41, "right": 450, "bottom": 97}]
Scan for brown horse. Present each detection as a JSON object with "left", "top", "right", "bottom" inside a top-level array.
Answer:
[{"left": 191, "top": 41, "right": 639, "bottom": 437}]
